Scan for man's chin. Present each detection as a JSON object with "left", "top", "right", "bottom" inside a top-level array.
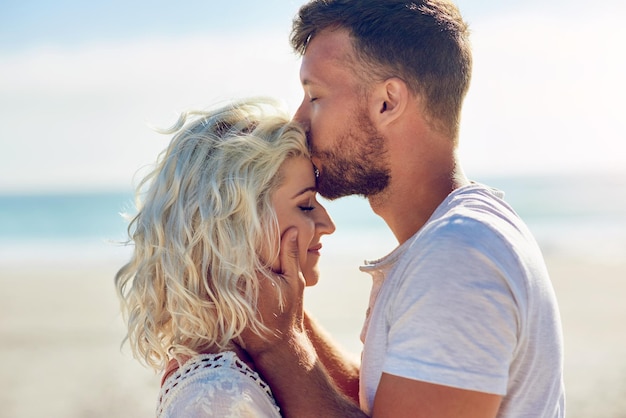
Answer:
[
  {"left": 317, "top": 183, "right": 351, "bottom": 201},
  {"left": 317, "top": 177, "right": 385, "bottom": 201}
]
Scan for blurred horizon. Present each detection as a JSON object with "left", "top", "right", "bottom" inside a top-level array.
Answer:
[{"left": 1, "top": 0, "right": 625, "bottom": 193}]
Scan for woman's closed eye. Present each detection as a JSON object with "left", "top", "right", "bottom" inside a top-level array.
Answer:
[{"left": 298, "top": 195, "right": 316, "bottom": 212}]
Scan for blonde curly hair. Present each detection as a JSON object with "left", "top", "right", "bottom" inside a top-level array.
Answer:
[{"left": 115, "top": 98, "right": 309, "bottom": 371}]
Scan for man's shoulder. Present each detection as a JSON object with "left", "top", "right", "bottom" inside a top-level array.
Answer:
[{"left": 421, "top": 183, "right": 524, "bottom": 242}]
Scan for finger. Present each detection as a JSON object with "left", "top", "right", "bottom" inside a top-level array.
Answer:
[
  {"left": 279, "top": 227, "right": 302, "bottom": 282},
  {"left": 278, "top": 228, "right": 306, "bottom": 332}
]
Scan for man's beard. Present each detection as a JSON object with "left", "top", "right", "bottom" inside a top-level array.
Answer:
[{"left": 312, "top": 110, "right": 390, "bottom": 200}]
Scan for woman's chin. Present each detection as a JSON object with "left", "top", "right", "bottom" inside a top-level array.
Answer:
[{"left": 303, "top": 270, "right": 320, "bottom": 287}]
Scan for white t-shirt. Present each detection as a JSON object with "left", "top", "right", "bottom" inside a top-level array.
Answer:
[
  {"left": 158, "top": 352, "right": 281, "bottom": 418},
  {"left": 359, "top": 183, "right": 565, "bottom": 417}
]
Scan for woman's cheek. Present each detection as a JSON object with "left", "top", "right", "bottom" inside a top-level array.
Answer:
[
  {"left": 299, "top": 237, "right": 309, "bottom": 264},
  {"left": 298, "top": 222, "right": 315, "bottom": 261}
]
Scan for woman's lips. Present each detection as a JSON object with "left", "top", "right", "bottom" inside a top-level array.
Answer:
[{"left": 308, "top": 243, "right": 322, "bottom": 253}]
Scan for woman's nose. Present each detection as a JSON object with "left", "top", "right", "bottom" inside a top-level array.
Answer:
[{"left": 315, "top": 205, "right": 336, "bottom": 235}]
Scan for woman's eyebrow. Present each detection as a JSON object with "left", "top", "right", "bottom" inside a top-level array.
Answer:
[{"left": 291, "top": 186, "right": 317, "bottom": 199}]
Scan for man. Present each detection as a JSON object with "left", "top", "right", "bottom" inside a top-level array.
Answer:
[{"left": 243, "top": 1, "right": 565, "bottom": 417}]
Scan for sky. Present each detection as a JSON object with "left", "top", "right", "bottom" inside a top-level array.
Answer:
[{"left": 1, "top": 0, "right": 625, "bottom": 193}]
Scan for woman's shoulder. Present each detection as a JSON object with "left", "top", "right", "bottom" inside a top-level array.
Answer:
[{"left": 157, "top": 352, "right": 281, "bottom": 417}]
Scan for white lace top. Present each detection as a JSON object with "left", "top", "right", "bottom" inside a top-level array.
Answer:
[{"left": 157, "top": 351, "right": 281, "bottom": 418}]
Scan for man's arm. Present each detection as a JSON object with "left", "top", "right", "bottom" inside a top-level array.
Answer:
[
  {"left": 373, "top": 373, "right": 502, "bottom": 418},
  {"left": 245, "top": 228, "right": 502, "bottom": 418},
  {"left": 303, "top": 312, "right": 360, "bottom": 403},
  {"left": 243, "top": 228, "right": 366, "bottom": 417},
  {"left": 254, "top": 328, "right": 366, "bottom": 418}
]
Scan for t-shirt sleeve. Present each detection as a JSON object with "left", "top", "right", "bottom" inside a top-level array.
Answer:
[{"left": 383, "top": 217, "right": 521, "bottom": 395}]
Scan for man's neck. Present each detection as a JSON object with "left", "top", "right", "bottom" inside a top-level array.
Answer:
[{"left": 369, "top": 160, "right": 468, "bottom": 245}]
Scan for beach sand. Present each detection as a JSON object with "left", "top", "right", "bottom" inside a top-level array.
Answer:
[{"left": 0, "top": 253, "right": 624, "bottom": 418}]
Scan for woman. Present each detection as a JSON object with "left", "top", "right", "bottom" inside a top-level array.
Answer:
[{"left": 115, "top": 98, "right": 335, "bottom": 417}]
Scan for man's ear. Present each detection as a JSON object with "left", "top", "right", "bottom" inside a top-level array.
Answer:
[{"left": 373, "top": 77, "right": 408, "bottom": 127}]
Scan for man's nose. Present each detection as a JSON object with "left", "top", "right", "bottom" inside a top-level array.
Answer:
[{"left": 293, "top": 100, "right": 309, "bottom": 126}]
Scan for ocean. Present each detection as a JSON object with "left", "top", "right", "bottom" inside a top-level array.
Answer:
[{"left": 0, "top": 171, "right": 625, "bottom": 267}]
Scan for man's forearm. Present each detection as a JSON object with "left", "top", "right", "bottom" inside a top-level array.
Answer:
[
  {"left": 254, "top": 330, "right": 367, "bottom": 418},
  {"left": 304, "top": 312, "right": 360, "bottom": 403}
]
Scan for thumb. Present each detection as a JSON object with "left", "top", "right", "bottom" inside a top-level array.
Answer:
[{"left": 279, "top": 227, "right": 302, "bottom": 280}]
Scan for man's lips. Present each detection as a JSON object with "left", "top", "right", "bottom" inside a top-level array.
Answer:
[{"left": 308, "top": 243, "right": 322, "bottom": 252}]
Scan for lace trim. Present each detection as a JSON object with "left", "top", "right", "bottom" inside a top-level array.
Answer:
[{"left": 157, "top": 351, "right": 277, "bottom": 415}]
